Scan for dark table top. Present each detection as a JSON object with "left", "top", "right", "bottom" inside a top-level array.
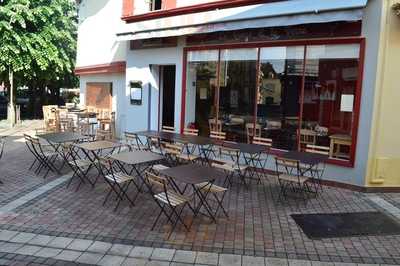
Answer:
[
  {"left": 39, "top": 132, "right": 88, "bottom": 144},
  {"left": 281, "top": 151, "right": 328, "bottom": 165},
  {"left": 75, "top": 140, "right": 122, "bottom": 151},
  {"left": 109, "top": 151, "right": 164, "bottom": 165},
  {"left": 136, "top": 130, "right": 267, "bottom": 153},
  {"left": 159, "top": 164, "right": 225, "bottom": 185}
]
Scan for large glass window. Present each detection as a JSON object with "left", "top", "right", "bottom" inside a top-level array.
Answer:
[
  {"left": 183, "top": 41, "right": 362, "bottom": 165},
  {"left": 258, "top": 46, "right": 305, "bottom": 150},
  {"left": 302, "top": 44, "right": 360, "bottom": 161},
  {"left": 218, "top": 49, "right": 258, "bottom": 142},
  {"left": 185, "top": 50, "right": 219, "bottom": 136}
]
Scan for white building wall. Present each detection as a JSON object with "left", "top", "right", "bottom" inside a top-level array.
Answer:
[
  {"left": 121, "top": 38, "right": 185, "bottom": 134},
  {"left": 76, "top": 0, "right": 127, "bottom": 67}
]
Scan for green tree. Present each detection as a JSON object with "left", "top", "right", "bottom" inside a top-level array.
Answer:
[{"left": 0, "top": 0, "right": 78, "bottom": 123}]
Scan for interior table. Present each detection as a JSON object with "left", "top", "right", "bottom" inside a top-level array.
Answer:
[
  {"left": 159, "top": 164, "right": 226, "bottom": 222},
  {"left": 109, "top": 150, "right": 165, "bottom": 201}
]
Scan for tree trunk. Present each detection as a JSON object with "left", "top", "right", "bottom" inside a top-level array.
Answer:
[{"left": 7, "top": 69, "right": 16, "bottom": 127}]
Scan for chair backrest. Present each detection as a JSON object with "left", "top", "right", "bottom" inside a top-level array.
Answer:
[
  {"left": 145, "top": 171, "right": 168, "bottom": 193},
  {"left": 164, "top": 143, "right": 182, "bottom": 156},
  {"left": 124, "top": 132, "right": 142, "bottom": 150},
  {"left": 0, "top": 137, "right": 5, "bottom": 160},
  {"left": 210, "top": 131, "right": 226, "bottom": 140},
  {"left": 183, "top": 128, "right": 199, "bottom": 136},
  {"left": 96, "top": 129, "right": 112, "bottom": 141},
  {"left": 275, "top": 157, "right": 300, "bottom": 176},
  {"left": 59, "top": 118, "right": 74, "bottom": 132},
  {"left": 209, "top": 119, "right": 222, "bottom": 132},
  {"left": 305, "top": 144, "right": 329, "bottom": 156},
  {"left": 162, "top": 126, "right": 175, "bottom": 133},
  {"left": 245, "top": 123, "right": 261, "bottom": 143},
  {"left": 252, "top": 136, "right": 272, "bottom": 148},
  {"left": 299, "top": 129, "right": 316, "bottom": 145}
]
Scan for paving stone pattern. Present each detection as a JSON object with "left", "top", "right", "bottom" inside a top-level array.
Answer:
[{"left": 0, "top": 121, "right": 399, "bottom": 265}]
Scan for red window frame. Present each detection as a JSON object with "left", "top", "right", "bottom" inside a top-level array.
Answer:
[{"left": 180, "top": 37, "right": 366, "bottom": 167}]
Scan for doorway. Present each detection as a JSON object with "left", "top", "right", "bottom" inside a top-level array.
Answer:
[{"left": 161, "top": 65, "right": 176, "bottom": 128}]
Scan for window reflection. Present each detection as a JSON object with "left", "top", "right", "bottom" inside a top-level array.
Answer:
[
  {"left": 219, "top": 49, "right": 258, "bottom": 142},
  {"left": 258, "top": 46, "right": 304, "bottom": 150},
  {"left": 185, "top": 50, "right": 219, "bottom": 136},
  {"left": 303, "top": 44, "right": 360, "bottom": 161}
]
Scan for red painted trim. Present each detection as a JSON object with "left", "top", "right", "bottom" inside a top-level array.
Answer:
[
  {"left": 180, "top": 52, "right": 188, "bottom": 133},
  {"left": 348, "top": 38, "right": 366, "bottom": 167},
  {"left": 181, "top": 37, "right": 365, "bottom": 168},
  {"left": 122, "top": 0, "right": 281, "bottom": 23},
  {"left": 122, "top": 0, "right": 134, "bottom": 17},
  {"left": 297, "top": 46, "right": 307, "bottom": 151},
  {"left": 158, "top": 66, "right": 162, "bottom": 131},
  {"left": 74, "top": 61, "right": 126, "bottom": 76}
]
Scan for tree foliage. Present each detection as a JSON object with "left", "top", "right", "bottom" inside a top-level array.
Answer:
[
  {"left": 0, "top": 0, "right": 78, "bottom": 89},
  {"left": 394, "top": 3, "right": 400, "bottom": 17}
]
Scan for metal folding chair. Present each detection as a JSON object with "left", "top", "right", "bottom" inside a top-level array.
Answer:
[
  {"left": 211, "top": 146, "right": 249, "bottom": 186},
  {"left": 24, "top": 134, "right": 59, "bottom": 178},
  {"left": 161, "top": 126, "right": 175, "bottom": 133},
  {"left": 65, "top": 144, "right": 96, "bottom": 191},
  {"left": 98, "top": 158, "right": 138, "bottom": 211},
  {"left": 164, "top": 143, "right": 200, "bottom": 166},
  {"left": 145, "top": 171, "right": 192, "bottom": 236},
  {"left": 124, "top": 132, "right": 148, "bottom": 151},
  {"left": 275, "top": 157, "right": 311, "bottom": 202},
  {"left": 304, "top": 144, "right": 329, "bottom": 192},
  {"left": 194, "top": 181, "right": 228, "bottom": 218}
]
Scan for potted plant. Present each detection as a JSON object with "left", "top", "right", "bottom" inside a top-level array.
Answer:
[{"left": 393, "top": 3, "right": 400, "bottom": 16}]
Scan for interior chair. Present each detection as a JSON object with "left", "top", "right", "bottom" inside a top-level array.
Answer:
[
  {"left": 245, "top": 123, "right": 261, "bottom": 144},
  {"left": 209, "top": 119, "right": 222, "bottom": 132}
]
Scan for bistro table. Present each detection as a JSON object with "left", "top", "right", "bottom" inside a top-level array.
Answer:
[
  {"left": 159, "top": 164, "right": 226, "bottom": 222},
  {"left": 75, "top": 140, "right": 123, "bottom": 181},
  {"left": 280, "top": 150, "right": 328, "bottom": 192},
  {"left": 38, "top": 132, "right": 89, "bottom": 169},
  {"left": 109, "top": 151, "right": 165, "bottom": 201}
]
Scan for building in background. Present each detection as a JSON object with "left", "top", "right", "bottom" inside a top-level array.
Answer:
[{"left": 75, "top": 0, "right": 400, "bottom": 190}]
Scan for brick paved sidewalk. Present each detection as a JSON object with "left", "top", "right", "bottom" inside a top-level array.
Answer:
[{"left": 0, "top": 122, "right": 399, "bottom": 265}]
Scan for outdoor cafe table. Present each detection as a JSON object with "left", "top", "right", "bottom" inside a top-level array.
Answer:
[
  {"left": 38, "top": 132, "right": 89, "bottom": 169},
  {"left": 159, "top": 164, "right": 226, "bottom": 222},
  {"left": 109, "top": 150, "right": 164, "bottom": 201},
  {"left": 75, "top": 140, "right": 123, "bottom": 174},
  {"left": 280, "top": 150, "right": 329, "bottom": 191}
]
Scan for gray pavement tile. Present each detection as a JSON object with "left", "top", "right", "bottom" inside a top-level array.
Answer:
[
  {"left": 67, "top": 239, "right": 94, "bottom": 251},
  {"left": 10, "top": 232, "right": 37, "bottom": 243},
  {"left": 98, "top": 254, "right": 126, "bottom": 266},
  {"left": 151, "top": 248, "right": 176, "bottom": 261},
  {"left": 129, "top": 246, "right": 154, "bottom": 259},
  {"left": 55, "top": 250, "right": 82, "bottom": 261},
  {"left": 28, "top": 235, "right": 55, "bottom": 246},
  {"left": 76, "top": 252, "right": 105, "bottom": 265},
  {"left": 242, "top": 255, "right": 266, "bottom": 266},
  {"left": 87, "top": 241, "right": 113, "bottom": 254},
  {"left": 146, "top": 260, "right": 171, "bottom": 266},
  {"left": 311, "top": 262, "right": 334, "bottom": 266},
  {"left": 0, "top": 242, "right": 23, "bottom": 253},
  {"left": 288, "top": 260, "right": 312, "bottom": 266},
  {"left": 333, "top": 264, "right": 356, "bottom": 266},
  {"left": 108, "top": 243, "right": 133, "bottom": 256},
  {"left": 15, "top": 245, "right": 42, "bottom": 256},
  {"left": 121, "top": 257, "right": 148, "bottom": 266},
  {"left": 0, "top": 230, "right": 18, "bottom": 241},
  {"left": 35, "top": 247, "right": 63, "bottom": 258},
  {"left": 219, "top": 254, "right": 241, "bottom": 266},
  {"left": 47, "top": 236, "right": 74, "bottom": 249},
  {"left": 170, "top": 263, "right": 193, "bottom": 266},
  {"left": 266, "top": 257, "right": 289, "bottom": 266},
  {"left": 196, "top": 251, "right": 219, "bottom": 265},
  {"left": 173, "top": 250, "right": 197, "bottom": 264}
]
